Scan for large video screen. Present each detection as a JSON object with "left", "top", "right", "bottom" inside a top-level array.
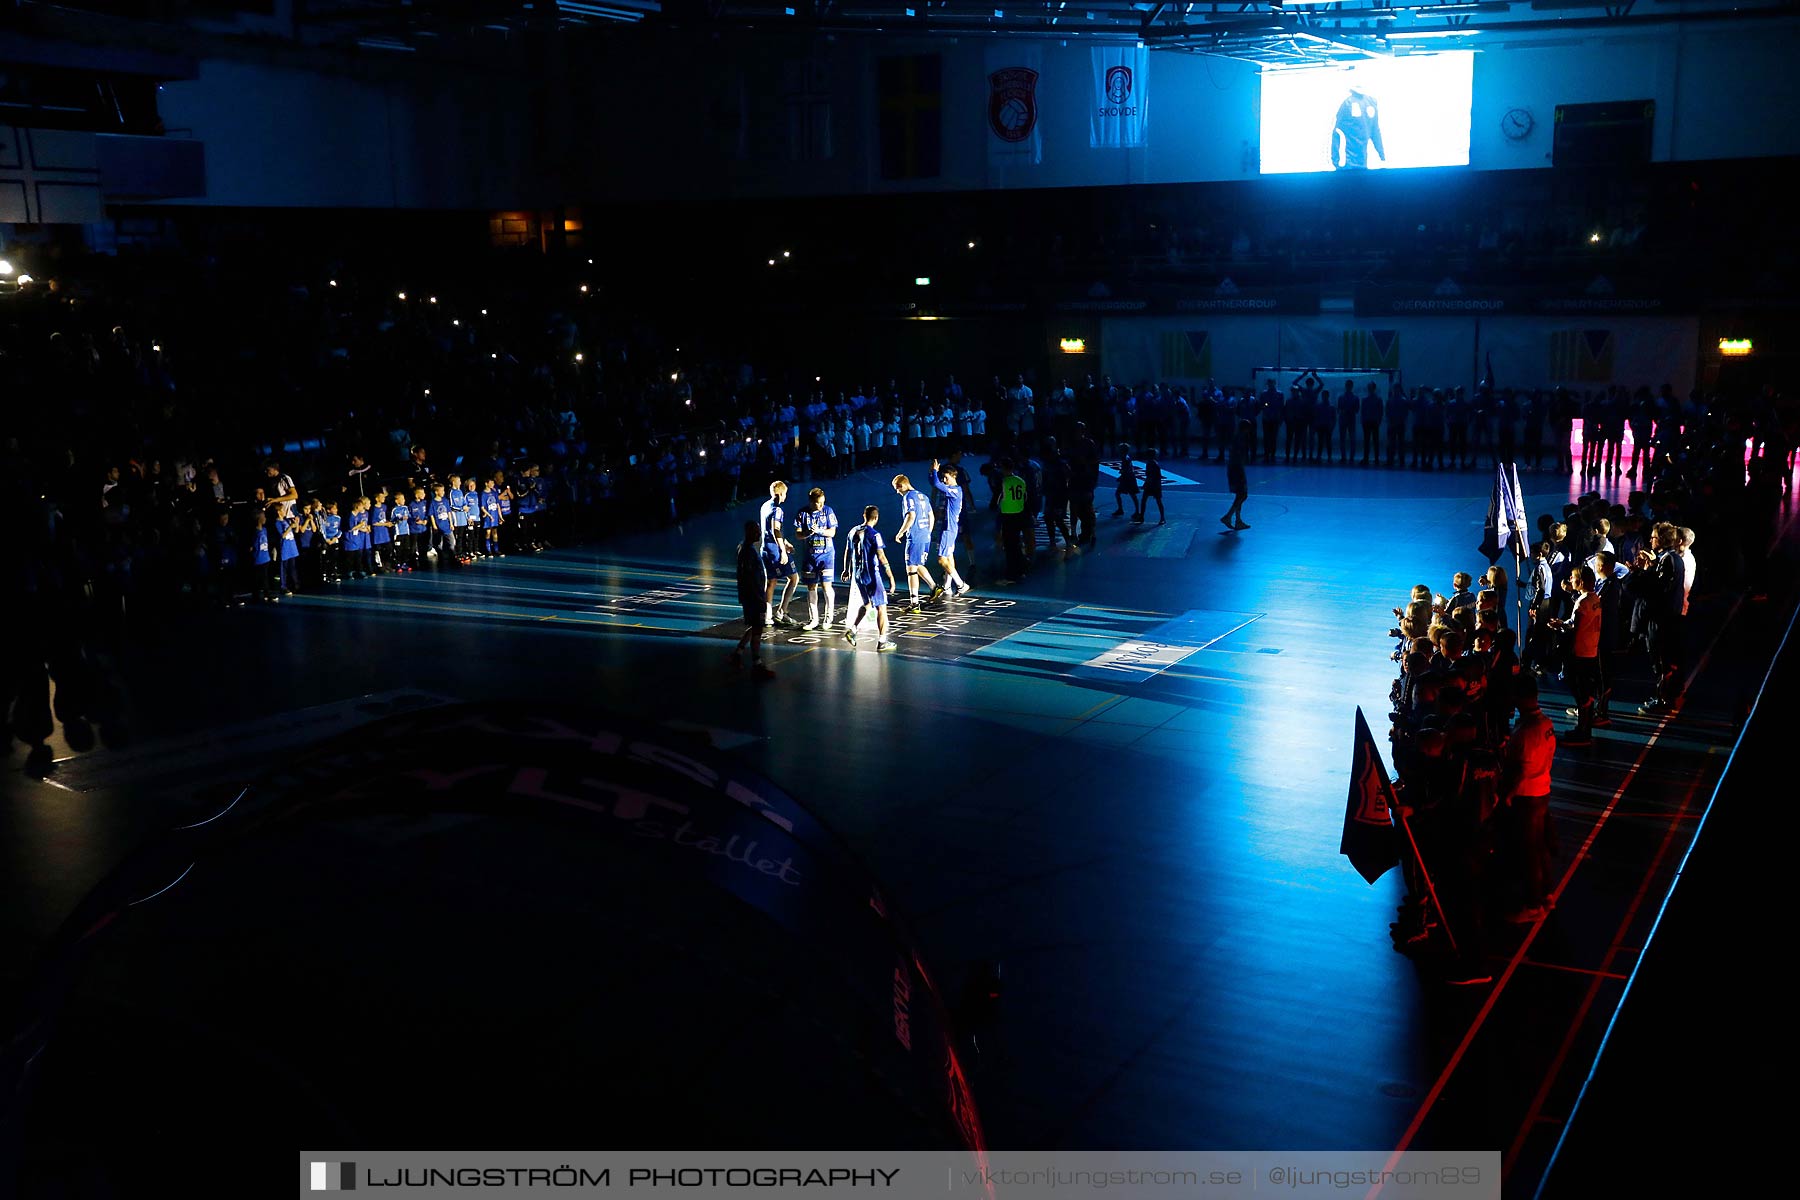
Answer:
[{"left": 1259, "top": 52, "right": 1474, "bottom": 175}]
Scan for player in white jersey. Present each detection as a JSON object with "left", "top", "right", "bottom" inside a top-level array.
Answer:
[
  {"left": 757, "top": 480, "right": 799, "bottom": 627},
  {"left": 793, "top": 487, "right": 840, "bottom": 630},
  {"left": 891, "top": 473, "right": 941, "bottom": 611}
]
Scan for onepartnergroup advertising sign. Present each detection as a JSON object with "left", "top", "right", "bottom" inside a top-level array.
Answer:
[{"left": 300, "top": 1151, "right": 1498, "bottom": 1199}]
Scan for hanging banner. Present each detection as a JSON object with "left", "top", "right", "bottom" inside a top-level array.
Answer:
[
  {"left": 877, "top": 55, "right": 943, "bottom": 180},
  {"left": 1099, "top": 316, "right": 1282, "bottom": 389},
  {"left": 986, "top": 45, "right": 1043, "bottom": 171},
  {"left": 1475, "top": 316, "right": 1698, "bottom": 395},
  {"left": 1090, "top": 45, "right": 1148, "bottom": 149},
  {"left": 1278, "top": 317, "right": 1477, "bottom": 391}
]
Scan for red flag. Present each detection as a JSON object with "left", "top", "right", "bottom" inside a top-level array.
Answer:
[{"left": 1340, "top": 707, "right": 1401, "bottom": 884}]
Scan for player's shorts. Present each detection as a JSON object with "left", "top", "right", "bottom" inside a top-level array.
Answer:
[
  {"left": 858, "top": 576, "right": 887, "bottom": 608},
  {"left": 903, "top": 532, "right": 931, "bottom": 567},
  {"left": 936, "top": 527, "right": 959, "bottom": 559},
  {"left": 763, "top": 549, "right": 798, "bottom": 579},
  {"left": 801, "top": 549, "right": 835, "bottom": 584}
]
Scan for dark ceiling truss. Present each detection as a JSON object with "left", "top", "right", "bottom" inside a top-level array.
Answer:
[
  {"left": 675, "top": 0, "right": 1800, "bottom": 64},
  {"left": 6, "top": 0, "right": 1795, "bottom": 67}
]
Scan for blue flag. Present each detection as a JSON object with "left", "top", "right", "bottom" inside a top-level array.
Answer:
[{"left": 1479, "top": 462, "right": 1528, "bottom": 565}]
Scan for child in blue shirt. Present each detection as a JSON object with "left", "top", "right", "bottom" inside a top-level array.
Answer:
[
  {"left": 481, "top": 479, "right": 501, "bottom": 556},
  {"left": 389, "top": 492, "right": 412, "bottom": 571},
  {"left": 319, "top": 502, "right": 343, "bottom": 583},
  {"left": 430, "top": 483, "right": 457, "bottom": 565},
  {"left": 276, "top": 511, "right": 300, "bottom": 595},
  {"left": 296, "top": 500, "right": 319, "bottom": 586},
  {"left": 449, "top": 474, "right": 473, "bottom": 561},
  {"left": 516, "top": 466, "right": 540, "bottom": 551},
  {"left": 347, "top": 498, "right": 372, "bottom": 578},
  {"left": 408, "top": 486, "right": 431, "bottom": 563},
  {"left": 370, "top": 489, "right": 393, "bottom": 574},
  {"left": 249, "top": 511, "right": 277, "bottom": 602},
  {"left": 496, "top": 483, "right": 514, "bottom": 555}
]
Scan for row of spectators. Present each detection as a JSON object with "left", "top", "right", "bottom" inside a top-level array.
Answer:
[{"left": 1070, "top": 375, "right": 1799, "bottom": 480}]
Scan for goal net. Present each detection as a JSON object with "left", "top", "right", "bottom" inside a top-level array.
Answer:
[{"left": 1249, "top": 366, "right": 1400, "bottom": 398}]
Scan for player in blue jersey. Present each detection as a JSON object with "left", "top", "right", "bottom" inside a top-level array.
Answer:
[
  {"left": 843, "top": 505, "right": 898, "bottom": 652},
  {"left": 793, "top": 486, "right": 839, "bottom": 631},
  {"left": 930, "top": 458, "right": 974, "bottom": 598},
  {"left": 757, "top": 479, "right": 799, "bottom": 628},
  {"left": 890, "top": 473, "right": 941, "bottom": 611}
]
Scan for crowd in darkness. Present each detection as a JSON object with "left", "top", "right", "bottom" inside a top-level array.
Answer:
[
  {"left": 1375, "top": 407, "right": 1787, "bottom": 985},
  {"left": 2, "top": 246, "right": 1795, "bottom": 776},
  {"left": 1068, "top": 371, "right": 1799, "bottom": 483}
]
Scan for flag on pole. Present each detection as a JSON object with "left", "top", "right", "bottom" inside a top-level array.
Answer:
[
  {"left": 1478, "top": 461, "right": 1529, "bottom": 565},
  {"left": 1340, "top": 707, "right": 1401, "bottom": 884}
]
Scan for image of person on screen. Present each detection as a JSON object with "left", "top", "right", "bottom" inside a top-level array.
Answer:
[{"left": 1330, "top": 84, "right": 1386, "bottom": 170}]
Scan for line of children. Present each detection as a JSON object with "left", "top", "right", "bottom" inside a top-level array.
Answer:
[{"left": 202, "top": 472, "right": 523, "bottom": 604}]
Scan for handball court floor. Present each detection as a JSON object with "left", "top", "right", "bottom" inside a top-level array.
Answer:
[{"left": 5, "top": 453, "right": 1797, "bottom": 1196}]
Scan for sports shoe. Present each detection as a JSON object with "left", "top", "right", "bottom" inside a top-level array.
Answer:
[
  {"left": 842, "top": 629, "right": 857, "bottom": 648},
  {"left": 802, "top": 618, "right": 820, "bottom": 631},
  {"left": 1637, "top": 701, "right": 1665, "bottom": 716},
  {"left": 1220, "top": 514, "right": 1233, "bottom": 527},
  {"left": 908, "top": 601, "right": 922, "bottom": 613},
  {"left": 876, "top": 640, "right": 897, "bottom": 652},
  {"left": 1503, "top": 906, "right": 1548, "bottom": 924},
  {"left": 775, "top": 613, "right": 798, "bottom": 628},
  {"left": 752, "top": 663, "right": 776, "bottom": 681},
  {"left": 1233, "top": 520, "right": 1250, "bottom": 530},
  {"left": 928, "top": 586, "right": 945, "bottom": 603},
  {"left": 1562, "top": 732, "right": 1593, "bottom": 747},
  {"left": 1565, "top": 706, "right": 1581, "bottom": 718},
  {"left": 1593, "top": 715, "right": 1613, "bottom": 728}
]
